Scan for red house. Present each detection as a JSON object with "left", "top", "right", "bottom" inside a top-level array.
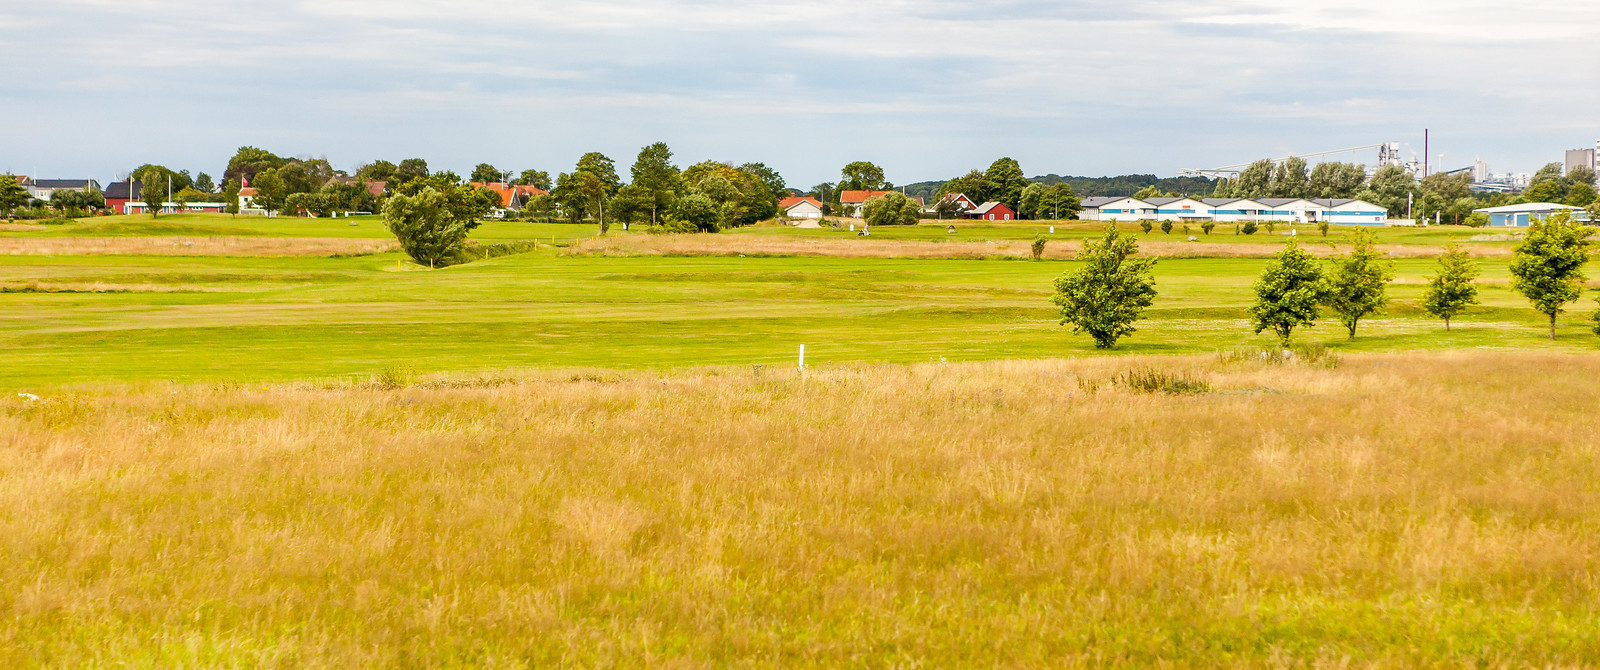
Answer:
[
  {"left": 966, "top": 201, "right": 1016, "bottom": 221},
  {"left": 104, "top": 180, "right": 141, "bottom": 213}
]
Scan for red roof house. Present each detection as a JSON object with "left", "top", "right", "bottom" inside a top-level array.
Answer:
[{"left": 965, "top": 201, "right": 1016, "bottom": 221}]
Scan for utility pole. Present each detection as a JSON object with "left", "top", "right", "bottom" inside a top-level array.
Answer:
[{"left": 1423, "top": 129, "right": 1429, "bottom": 179}]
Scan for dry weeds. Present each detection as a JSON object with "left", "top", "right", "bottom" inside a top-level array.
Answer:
[
  {"left": 572, "top": 233, "right": 1510, "bottom": 260},
  {"left": 0, "top": 236, "right": 397, "bottom": 257},
  {"left": 3, "top": 352, "right": 1598, "bottom": 666}
]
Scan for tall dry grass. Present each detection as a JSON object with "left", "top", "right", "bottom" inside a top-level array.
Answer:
[
  {"left": 573, "top": 233, "right": 1509, "bottom": 260},
  {"left": 3, "top": 352, "right": 1599, "bottom": 666},
  {"left": 0, "top": 236, "right": 397, "bottom": 256}
]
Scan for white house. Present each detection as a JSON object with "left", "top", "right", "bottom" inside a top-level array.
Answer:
[
  {"left": 1145, "top": 197, "right": 1214, "bottom": 222},
  {"left": 1472, "top": 202, "right": 1591, "bottom": 227},
  {"left": 778, "top": 195, "right": 824, "bottom": 219},
  {"left": 1308, "top": 199, "right": 1389, "bottom": 225},
  {"left": 1078, "top": 196, "right": 1154, "bottom": 221}
]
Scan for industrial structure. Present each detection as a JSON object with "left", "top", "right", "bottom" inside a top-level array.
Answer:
[{"left": 1078, "top": 197, "right": 1389, "bottom": 225}]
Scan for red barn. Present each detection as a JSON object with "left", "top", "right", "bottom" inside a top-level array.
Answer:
[
  {"left": 966, "top": 201, "right": 1016, "bottom": 221},
  {"left": 104, "top": 180, "right": 141, "bottom": 214}
]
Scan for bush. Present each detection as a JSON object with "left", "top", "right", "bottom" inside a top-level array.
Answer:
[
  {"left": 1139, "top": 221, "right": 1153, "bottom": 233},
  {"left": 1317, "top": 221, "right": 1330, "bottom": 236},
  {"left": 1464, "top": 212, "right": 1489, "bottom": 228},
  {"left": 1160, "top": 221, "right": 1173, "bottom": 234},
  {"left": 1202, "top": 222, "right": 1214, "bottom": 235},
  {"left": 1115, "top": 368, "right": 1211, "bottom": 394},
  {"left": 449, "top": 240, "right": 540, "bottom": 264},
  {"left": 1030, "top": 235, "right": 1046, "bottom": 261},
  {"left": 1241, "top": 221, "right": 1258, "bottom": 235}
]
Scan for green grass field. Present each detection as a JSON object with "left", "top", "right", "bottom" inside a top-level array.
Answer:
[{"left": 0, "top": 213, "right": 1593, "bottom": 387}]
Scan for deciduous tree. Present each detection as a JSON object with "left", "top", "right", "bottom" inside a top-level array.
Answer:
[
  {"left": 862, "top": 192, "right": 920, "bottom": 227},
  {"left": 470, "top": 163, "right": 503, "bottom": 184},
  {"left": 1509, "top": 211, "right": 1592, "bottom": 340},
  {"left": 838, "top": 161, "right": 887, "bottom": 192},
  {"left": 630, "top": 143, "right": 681, "bottom": 225},
  {"left": 984, "top": 157, "right": 1027, "bottom": 211},
  {"left": 1250, "top": 240, "right": 1327, "bottom": 345},
  {"left": 0, "top": 175, "right": 29, "bottom": 217},
  {"left": 384, "top": 187, "right": 466, "bottom": 268},
  {"left": 1422, "top": 244, "right": 1480, "bottom": 330},
  {"left": 1050, "top": 225, "right": 1157, "bottom": 348},
  {"left": 1036, "top": 183, "right": 1079, "bottom": 220},
  {"left": 1325, "top": 229, "right": 1393, "bottom": 339}
]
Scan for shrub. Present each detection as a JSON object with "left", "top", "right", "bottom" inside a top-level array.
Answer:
[
  {"left": 1160, "top": 221, "right": 1173, "bottom": 234},
  {"left": 1201, "top": 222, "right": 1215, "bottom": 235},
  {"left": 1317, "top": 221, "right": 1330, "bottom": 236},
  {"left": 1241, "top": 221, "right": 1258, "bottom": 235},
  {"left": 1115, "top": 368, "right": 1211, "bottom": 394},
  {"left": 1464, "top": 212, "right": 1489, "bottom": 228},
  {"left": 1264, "top": 221, "right": 1277, "bottom": 234},
  {"left": 384, "top": 187, "right": 467, "bottom": 268},
  {"left": 1030, "top": 234, "right": 1046, "bottom": 261},
  {"left": 1139, "top": 221, "right": 1153, "bottom": 234}
]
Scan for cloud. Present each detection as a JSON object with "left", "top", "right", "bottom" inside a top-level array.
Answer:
[{"left": 1, "top": 0, "right": 1595, "bottom": 184}]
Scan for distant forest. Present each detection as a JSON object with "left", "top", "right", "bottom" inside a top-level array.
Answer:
[{"left": 901, "top": 174, "right": 1216, "bottom": 201}]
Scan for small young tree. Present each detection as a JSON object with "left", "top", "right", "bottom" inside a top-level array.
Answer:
[
  {"left": 1031, "top": 234, "right": 1046, "bottom": 261},
  {"left": 1250, "top": 240, "right": 1327, "bottom": 346},
  {"left": 1160, "top": 220, "right": 1173, "bottom": 234},
  {"left": 1139, "top": 220, "right": 1153, "bottom": 234},
  {"left": 1201, "top": 221, "right": 1215, "bottom": 235},
  {"left": 138, "top": 169, "right": 165, "bottom": 218},
  {"left": 1050, "top": 225, "right": 1157, "bottom": 348},
  {"left": 1422, "top": 244, "right": 1480, "bottom": 331},
  {"left": 1241, "top": 220, "right": 1258, "bottom": 235},
  {"left": 384, "top": 187, "right": 467, "bottom": 268},
  {"left": 1317, "top": 221, "right": 1330, "bottom": 237},
  {"left": 1325, "top": 229, "right": 1393, "bottom": 339},
  {"left": 1509, "top": 211, "right": 1592, "bottom": 340}
]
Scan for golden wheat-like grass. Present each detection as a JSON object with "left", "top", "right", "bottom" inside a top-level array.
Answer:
[
  {"left": 0, "top": 237, "right": 397, "bottom": 256},
  {"left": 572, "top": 233, "right": 1508, "bottom": 260},
  {"left": 3, "top": 352, "right": 1599, "bottom": 666}
]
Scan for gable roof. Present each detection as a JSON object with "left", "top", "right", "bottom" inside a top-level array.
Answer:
[
  {"left": 1080, "top": 196, "right": 1148, "bottom": 208},
  {"left": 778, "top": 196, "right": 823, "bottom": 210},
  {"left": 1256, "top": 198, "right": 1316, "bottom": 207},
  {"left": 105, "top": 181, "right": 142, "bottom": 199},
  {"left": 471, "top": 182, "right": 551, "bottom": 208},
  {"left": 33, "top": 179, "right": 100, "bottom": 190},
  {"left": 1472, "top": 202, "right": 1584, "bottom": 214},
  {"left": 970, "top": 201, "right": 1014, "bottom": 215}
]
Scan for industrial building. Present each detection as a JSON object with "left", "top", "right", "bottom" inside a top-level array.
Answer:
[
  {"left": 1079, "top": 197, "right": 1389, "bottom": 225},
  {"left": 1471, "top": 202, "right": 1591, "bottom": 227}
]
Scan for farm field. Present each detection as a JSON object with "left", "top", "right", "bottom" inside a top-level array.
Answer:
[
  {"left": 5, "top": 352, "right": 1600, "bottom": 665},
  {"left": 0, "top": 214, "right": 1594, "bottom": 387}
]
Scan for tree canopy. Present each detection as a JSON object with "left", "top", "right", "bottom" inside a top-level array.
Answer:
[
  {"left": 1325, "top": 229, "right": 1393, "bottom": 339},
  {"left": 1050, "top": 225, "right": 1157, "bottom": 348},
  {"left": 862, "top": 192, "right": 920, "bottom": 227},
  {"left": 838, "top": 161, "right": 888, "bottom": 192},
  {"left": 1509, "top": 211, "right": 1592, "bottom": 339},
  {"left": 1250, "top": 240, "right": 1327, "bottom": 345},
  {"left": 384, "top": 187, "right": 469, "bottom": 268},
  {"left": 1422, "top": 244, "right": 1480, "bottom": 330}
]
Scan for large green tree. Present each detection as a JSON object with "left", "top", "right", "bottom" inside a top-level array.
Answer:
[
  {"left": 1308, "top": 162, "right": 1367, "bottom": 199},
  {"left": 984, "top": 157, "right": 1027, "bottom": 210},
  {"left": 1232, "top": 160, "right": 1276, "bottom": 199},
  {"left": 384, "top": 187, "right": 467, "bottom": 268},
  {"left": 1366, "top": 164, "right": 1416, "bottom": 217},
  {"left": 1036, "top": 183, "right": 1080, "bottom": 220},
  {"left": 937, "top": 169, "right": 991, "bottom": 205},
  {"left": 1422, "top": 244, "right": 1480, "bottom": 330},
  {"left": 137, "top": 166, "right": 170, "bottom": 217},
  {"left": 1268, "top": 156, "right": 1309, "bottom": 198},
  {"left": 393, "top": 172, "right": 499, "bottom": 231},
  {"left": 470, "top": 163, "right": 504, "bottom": 184},
  {"left": 393, "top": 158, "right": 430, "bottom": 187},
  {"left": 223, "top": 146, "right": 285, "bottom": 186},
  {"left": 1049, "top": 225, "right": 1158, "bottom": 348},
  {"left": 1325, "top": 229, "right": 1394, "bottom": 339},
  {"left": 1509, "top": 211, "right": 1592, "bottom": 340},
  {"left": 630, "top": 143, "right": 681, "bottom": 225},
  {"left": 514, "top": 169, "right": 551, "bottom": 190},
  {"left": 1250, "top": 240, "right": 1328, "bottom": 345},
  {"left": 838, "top": 161, "right": 888, "bottom": 192},
  {"left": 0, "top": 175, "right": 28, "bottom": 217},
  {"left": 862, "top": 192, "right": 921, "bottom": 227}
]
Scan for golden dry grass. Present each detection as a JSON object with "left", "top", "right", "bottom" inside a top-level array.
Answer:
[
  {"left": 4, "top": 352, "right": 1600, "bottom": 666},
  {"left": 572, "top": 233, "right": 1510, "bottom": 260},
  {"left": 0, "top": 236, "right": 397, "bottom": 257}
]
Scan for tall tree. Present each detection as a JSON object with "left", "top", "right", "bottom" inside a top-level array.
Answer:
[
  {"left": 1509, "top": 211, "right": 1592, "bottom": 340},
  {"left": 393, "top": 172, "right": 498, "bottom": 232},
  {"left": 393, "top": 158, "right": 430, "bottom": 187},
  {"left": 740, "top": 162, "right": 787, "bottom": 201},
  {"left": 1049, "top": 224, "right": 1158, "bottom": 349},
  {"left": 1269, "top": 156, "right": 1309, "bottom": 198},
  {"left": 838, "top": 161, "right": 888, "bottom": 192},
  {"left": 630, "top": 143, "right": 680, "bottom": 225},
  {"left": 223, "top": 146, "right": 284, "bottom": 186},
  {"left": 1036, "top": 183, "right": 1080, "bottom": 220},
  {"left": 1018, "top": 183, "right": 1045, "bottom": 219},
  {"left": 357, "top": 160, "right": 398, "bottom": 184},
  {"left": 137, "top": 166, "right": 168, "bottom": 217},
  {"left": 251, "top": 168, "right": 288, "bottom": 214},
  {"left": 1232, "top": 160, "right": 1275, "bottom": 199},
  {"left": 862, "top": 192, "right": 920, "bottom": 227},
  {"left": 1325, "top": 229, "right": 1394, "bottom": 339},
  {"left": 1422, "top": 244, "right": 1480, "bottom": 330},
  {"left": 984, "top": 157, "right": 1027, "bottom": 210},
  {"left": 1250, "top": 240, "right": 1328, "bottom": 346},
  {"left": 193, "top": 172, "right": 217, "bottom": 193},
  {"left": 937, "top": 169, "right": 990, "bottom": 205},
  {"left": 470, "top": 163, "right": 503, "bottom": 184},
  {"left": 1308, "top": 162, "right": 1367, "bottom": 199},
  {"left": 1366, "top": 164, "right": 1416, "bottom": 217},
  {"left": 0, "top": 175, "right": 28, "bottom": 217}
]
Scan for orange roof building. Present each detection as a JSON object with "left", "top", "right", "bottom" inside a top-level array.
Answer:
[{"left": 471, "top": 182, "right": 550, "bottom": 209}]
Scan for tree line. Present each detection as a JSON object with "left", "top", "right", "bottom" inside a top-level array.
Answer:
[{"left": 1051, "top": 212, "right": 1596, "bottom": 349}]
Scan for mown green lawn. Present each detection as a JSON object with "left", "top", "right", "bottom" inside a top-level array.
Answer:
[{"left": 2, "top": 239, "right": 1595, "bottom": 387}]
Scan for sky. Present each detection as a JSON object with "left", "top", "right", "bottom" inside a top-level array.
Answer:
[{"left": 2, "top": 0, "right": 1597, "bottom": 188}]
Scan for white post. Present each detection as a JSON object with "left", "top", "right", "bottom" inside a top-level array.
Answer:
[{"left": 798, "top": 344, "right": 806, "bottom": 370}]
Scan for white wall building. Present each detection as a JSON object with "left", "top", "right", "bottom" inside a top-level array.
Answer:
[{"left": 1081, "top": 196, "right": 1390, "bottom": 225}]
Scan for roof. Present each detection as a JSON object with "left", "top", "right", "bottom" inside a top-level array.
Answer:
[
  {"left": 104, "top": 181, "right": 142, "bottom": 199},
  {"left": 970, "top": 201, "right": 1014, "bottom": 215},
  {"left": 5, "top": 175, "right": 32, "bottom": 186},
  {"left": 1143, "top": 197, "right": 1206, "bottom": 207},
  {"left": 33, "top": 179, "right": 100, "bottom": 189},
  {"left": 471, "top": 182, "right": 551, "bottom": 208},
  {"left": 238, "top": 187, "right": 259, "bottom": 197},
  {"left": 838, "top": 190, "right": 898, "bottom": 204},
  {"left": 778, "top": 196, "right": 823, "bottom": 210},
  {"left": 1200, "top": 198, "right": 1268, "bottom": 207},
  {"left": 1255, "top": 198, "right": 1312, "bottom": 207},
  {"left": 1472, "top": 202, "right": 1585, "bottom": 214}
]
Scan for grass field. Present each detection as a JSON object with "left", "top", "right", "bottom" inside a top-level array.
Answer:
[
  {"left": 5, "top": 212, "right": 1600, "bottom": 664},
  {"left": 5, "top": 352, "right": 1600, "bottom": 666}
]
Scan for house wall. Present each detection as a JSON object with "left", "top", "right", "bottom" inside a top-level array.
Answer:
[
  {"left": 1152, "top": 199, "right": 1213, "bottom": 221},
  {"left": 785, "top": 202, "right": 822, "bottom": 219}
]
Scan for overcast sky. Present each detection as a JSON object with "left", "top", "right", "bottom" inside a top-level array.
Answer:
[{"left": 2, "top": 0, "right": 1596, "bottom": 187}]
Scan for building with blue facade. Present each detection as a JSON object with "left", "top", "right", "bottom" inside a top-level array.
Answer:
[{"left": 1471, "top": 202, "right": 1591, "bottom": 227}]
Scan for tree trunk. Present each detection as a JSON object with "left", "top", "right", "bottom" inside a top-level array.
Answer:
[
  {"left": 1444, "top": 317, "right": 1451, "bottom": 332},
  {"left": 1549, "top": 313, "right": 1557, "bottom": 341}
]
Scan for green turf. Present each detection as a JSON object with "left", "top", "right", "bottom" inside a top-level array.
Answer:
[{"left": 2, "top": 235, "right": 1596, "bottom": 387}]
